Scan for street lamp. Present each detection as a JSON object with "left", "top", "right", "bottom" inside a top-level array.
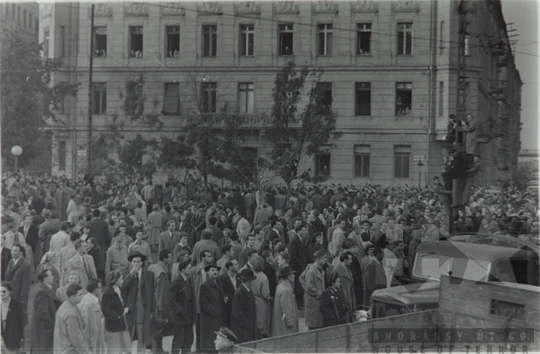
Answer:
[
  {"left": 11, "top": 145, "right": 22, "bottom": 172},
  {"left": 417, "top": 159, "right": 424, "bottom": 189}
]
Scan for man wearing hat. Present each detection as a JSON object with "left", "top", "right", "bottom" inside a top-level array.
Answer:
[
  {"left": 214, "top": 326, "right": 237, "bottom": 353},
  {"left": 123, "top": 252, "right": 155, "bottom": 352},
  {"left": 199, "top": 262, "right": 225, "bottom": 352},
  {"left": 272, "top": 266, "right": 299, "bottom": 336},
  {"left": 231, "top": 269, "right": 258, "bottom": 343}
]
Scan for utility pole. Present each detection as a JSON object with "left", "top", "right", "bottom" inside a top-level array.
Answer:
[{"left": 87, "top": 4, "right": 95, "bottom": 172}]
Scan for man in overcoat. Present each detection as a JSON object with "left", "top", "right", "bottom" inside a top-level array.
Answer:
[
  {"left": 304, "top": 249, "right": 326, "bottom": 330},
  {"left": 331, "top": 251, "right": 356, "bottom": 322},
  {"left": 218, "top": 259, "right": 240, "bottom": 328},
  {"left": 122, "top": 252, "right": 155, "bottom": 352},
  {"left": 199, "top": 263, "right": 225, "bottom": 352},
  {"left": 53, "top": 283, "right": 91, "bottom": 353},
  {"left": 31, "top": 269, "right": 61, "bottom": 354},
  {"left": 4, "top": 244, "right": 32, "bottom": 322},
  {"left": 168, "top": 260, "right": 196, "bottom": 354},
  {"left": 231, "top": 269, "right": 258, "bottom": 344},
  {"left": 271, "top": 266, "right": 299, "bottom": 336}
]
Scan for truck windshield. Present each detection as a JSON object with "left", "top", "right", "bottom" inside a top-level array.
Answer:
[{"left": 413, "top": 252, "right": 491, "bottom": 282}]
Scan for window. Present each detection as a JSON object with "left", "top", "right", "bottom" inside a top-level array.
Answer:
[
  {"left": 92, "top": 83, "right": 107, "bottom": 114},
  {"left": 58, "top": 141, "right": 66, "bottom": 171},
  {"left": 60, "top": 26, "right": 65, "bottom": 57},
  {"left": 129, "top": 26, "right": 143, "bottom": 57},
  {"left": 43, "top": 27, "right": 50, "bottom": 58},
  {"left": 317, "top": 82, "right": 332, "bottom": 108},
  {"left": 355, "top": 83, "right": 371, "bottom": 116},
  {"left": 238, "top": 83, "right": 254, "bottom": 114},
  {"left": 357, "top": 23, "right": 372, "bottom": 55},
  {"left": 354, "top": 145, "right": 370, "bottom": 177},
  {"left": 23, "top": 9, "right": 26, "bottom": 27},
  {"left": 94, "top": 27, "right": 107, "bottom": 57},
  {"left": 279, "top": 24, "right": 293, "bottom": 55},
  {"left": 464, "top": 23, "right": 470, "bottom": 56},
  {"left": 201, "top": 82, "right": 217, "bottom": 113},
  {"left": 318, "top": 24, "right": 333, "bottom": 55},
  {"left": 396, "top": 82, "right": 412, "bottom": 116},
  {"left": 166, "top": 26, "right": 180, "bottom": 57},
  {"left": 240, "top": 25, "right": 254, "bottom": 56},
  {"left": 397, "top": 23, "right": 412, "bottom": 55},
  {"left": 29, "top": 14, "right": 32, "bottom": 29},
  {"left": 163, "top": 83, "right": 179, "bottom": 115},
  {"left": 17, "top": 6, "right": 20, "bottom": 23},
  {"left": 439, "top": 21, "right": 445, "bottom": 53},
  {"left": 394, "top": 146, "right": 410, "bottom": 178},
  {"left": 202, "top": 25, "right": 217, "bottom": 57},
  {"left": 439, "top": 81, "right": 444, "bottom": 116},
  {"left": 315, "top": 153, "right": 331, "bottom": 176}
]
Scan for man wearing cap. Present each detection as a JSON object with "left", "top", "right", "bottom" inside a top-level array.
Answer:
[
  {"left": 122, "top": 252, "right": 155, "bottom": 352},
  {"left": 168, "top": 260, "right": 195, "bottom": 354},
  {"left": 200, "top": 262, "right": 225, "bottom": 352},
  {"left": 272, "top": 266, "right": 299, "bottom": 336},
  {"left": 231, "top": 269, "right": 258, "bottom": 343},
  {"left": 214, "top": 326, "right": 237, "bottom": 353}
]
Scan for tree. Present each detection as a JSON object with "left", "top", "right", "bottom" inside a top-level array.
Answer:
[
  {"left": 1, "top": 28, "right": 79, "bottom": 171},
  {"left": 268, "top": 60, "right": 341, "bottom": 189}
]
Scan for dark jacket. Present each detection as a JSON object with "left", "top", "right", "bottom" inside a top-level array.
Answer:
[
  {"left": 320, "top": 286, "right": 348, "bottom": 327},
  {"left": 19, "top": 224, "right": 40, "bottom": 255},
  {"left": 262, "top": 261, "right": 277, "bottom": 299},
  {"left": 167, "top": 275, "right": 195, "bottom": 325},
  {"left": 101, "top": 286, "right": 127, "bottom": 332},
  {"left": 1, "top": 247, "right": 11, "bottom": 280},
  {"left": 199, "top": 277, "right": 225, "bottom": 351},
  {"left": 4, "top": 257, "right": 32, "bottom": 305},
  {"left": 87, "top": 218, "right": 111, "bottom": 250},
  {"left": 1, "top": 298, "right": 25, "bottom": 350},
  {"left": 31, "top": 282, "right": 61, "bottom": 353},
  {"left": 231, "top": 285, "right": 258, "bottom": 344},
  {"left": 218, "top": 272, "right": 240, "bottom": 328},
  {"left": 122, "top": 269, "right": 155, "bottom": 345}
]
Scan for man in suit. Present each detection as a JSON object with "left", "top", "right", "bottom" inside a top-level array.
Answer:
[
  {"left": 268, "top": 218, "right": 284, "bottom": 245},
  {"left": 66, "top": 239, "right": 97, "bottom": 288},
  {"left": 159, "top": 220, "right": 181, "bottom": 254},
  {"left": 4, "top": 244, "right": 32, "bottom": 322},
  {"left": 1, "top": 281, "right": 25, "bottom": 352},
  {"left": 364, "top": 247, "right": 387, "bottom": 306},
  {"left": 122, "top": 252, "right": 155, "bottom": 352},
  {"left": 199, "top": 263, "right": 225, "bottom": 352},
  {"left": 168, "top": 260, "right": 195, "bottom": 354},
  {"left": 0, "top": 235, "right": 11, "bottom": 280},
  {"left": 289, "top": 224, "right": 309, "bottom": 309},
  {"left": 19, "top": 214, "right": 41, "bottom": 269},
  {"left": 231, "top": 269, "right": 258, "bottom": 344},
  {"left": 86, "top": 209, "right": 110, "bottom": 258},
  {"left": 218, "top": 259, "right": 240, "bottom": 328},
  {"left": 31, "top": 269, "right": 62, "bottom": 354},
  {"left": 177, "top": 212, "right": 196, "bottom": 249}
]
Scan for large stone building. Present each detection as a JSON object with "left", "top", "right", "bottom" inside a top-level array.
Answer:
[{"left": 41, "top": 0, "right": 521, "bottom": 186}]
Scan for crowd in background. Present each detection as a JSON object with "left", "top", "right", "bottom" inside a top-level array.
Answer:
[{"left": 0, "top": 170, "right": 538, "bottom": 353}]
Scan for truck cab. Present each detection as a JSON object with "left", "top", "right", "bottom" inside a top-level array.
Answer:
[{"left": 370, "top": 234, "right": 539, "bottom": 318}]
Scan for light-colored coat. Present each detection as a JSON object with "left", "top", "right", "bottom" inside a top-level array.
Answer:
[
  {"left": 272, "top": 279, "right": 298, "bottom": 336},
  {"left": 252, "top": 271, "right": 271, "bottom": 335},
  {"left": 66, "top": 254, "right": 97, "bottom": 288},
  {"left": 78, "top": 293, "right": 106, "bottom": 354},
  {"left": 54, "top": 300, "right": 91, "bottom": 354},
  {"left": 304, "top": 263, "right": 325, "bottom": 328},
  {"left": 146, "top": 211, "right": 162, "bottom": 246}
]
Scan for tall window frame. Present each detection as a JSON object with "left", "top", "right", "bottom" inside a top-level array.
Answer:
[
  {"left": 129, "top": 26, "right": 143, "bottom": 57},
  {"left": 201, "top": 82, "right": 217, "bottom": 113},
  {"left": 238, "top": 83, "right": 254, "bottom": 114},
  {"left": 43, "top": 27, "right": 50, "bottom": 58},
  {"left": 92, "top": 83, "right": 107, "bottom": 115},
  {"left": 354, "top": 145, "right": 370, "bottom": 177},
  {"left": 279, "top": 24, "right": 293, "bottom": 55},
  {"left": 166, "top": 26, "right": 180, "bottom": 57},
  {"left": 240, "top": 25, "right": 254, "bottom": 56},
  {"left": 163, "top": 83, "right": 180, "bottom": 115},
  {"left": 397, "top": 23, "right": 413, "bottom": 55},
  {"left": 316, "top": 82, "right": 332, "bottom": 108},
  {"left": 318, "top": 24, "right": 333, "bottom": 56},
  {"left": 58, "top": 141, "right": 66, "bottom": 171},
  {"left": 94, "top": 26, "right": 107, "bottom": 57},
  {"left": 396, "top": 82, "right": 412, "bottom": 116},
  {"left": 315, "top": 152, "right": 331, "bottom": 177},
  {"left": 394, "top": 145, "right": 410, "bottom": 178},
  {"left": 357, "top": 23, "right": 372, "bottom": 55},
  {"left": 202, "top": 25, "right": 217, "bottom": 57},
  {"left": 355, "top": 82, "right": 371, "bottom": 116}
]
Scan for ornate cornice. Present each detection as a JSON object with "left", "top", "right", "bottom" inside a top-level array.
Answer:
[
  {"left": 197, "top": 2, "right": 223, "bottom": 15},
  {"left": 95, "top": 3, "right": 113, "bottom": 17},
  {"left": 391, "top": 0, "right": 420, "bottom": 13},
  {"left": 350, "top": 0, "right": 378, "bottom": 13},
  {"left": 235, "top": 2, "right": 261, "bottom": 15},
  {"left": 124, "top": 2, "right": 149, "bottom": 17},
  {"left": 161, "top": 3, "right": 185, "bottom": 16},
  {"left": 273, "top": 1, "right": 300, "bottom": 15},
  {"left": 312, "top": 1, "right": 338, "bottom": 14}
]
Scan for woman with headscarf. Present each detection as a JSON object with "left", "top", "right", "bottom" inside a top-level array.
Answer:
[
  {"left": 37, "top": 251, "right": 61, "bottom": 291},
  {"left": 101, "top": 270, "right": 131, "bottom": 354}
]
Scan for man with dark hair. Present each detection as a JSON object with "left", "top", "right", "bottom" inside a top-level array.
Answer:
[
  {"left": 192, "top": 250, "right": 214, "bottom": 350},
  {"left": 159, "top": 220, "right": 181, "bottom": 254},
  {"left": 268, "top": 218, "right": 284, "bottom": 245},
  {"left": 40, "top": 211, "right": 61, "bottom": 254},
  {"left": 59, "top": 232, "right": 80, "bottom": 286},
  {"left": 66, "top": 239, "right": 97, "bottom": 288},
  {"left": 218, "top": 259, "right": 240, "bottom": 328},
  {"left": 240, "top": 248, "right": 258, "bottom": 272},
  {"left": 231, "top": 269, "right": 258, "bottom": 343},
  {"left": 168, "top": 260, "right": 195, "bottom": 354},
  {"left": 53, "top": 283, "right": 89, "bottom": 353},
  {"left": 199, "top": 263, "right": 225, "bottom": 352},
  {"left": 19, "top": 214, "right": 41, "bottom": 268},
  {"left": 5, "top": 243, "right": 32, "bottom": 322},
  {"left": 149, "top": 249, "right": 172, "bottom": 353},
  {"left": 78, "top": 279, "right": 105, "bottom": 353},
  {"left": 208, "top": 216, "right": 223, "bottom": 244},
  {"left": 192, "top": 229, "right": 221, "bottom": 265},
  {"left": 228, "top": 230, "right": 243, "bottom": 261},
  {"left": 364, "top": 247, "right": 386, "bottom": 305},
  {"left": 332, "top": 251, "right": 356, "bottom": 322},
  {"left": 123, "top": 253, "right": 155, "bottom": 352},
  {"left": 86, "top": 209, "right": 110, "bottom": 254},
  {"left": 217, "top": 244, "right": 234, "bottom": 274},
  {"left": 238, "top": 235, "right": 258, "bottom": 268},
  {"left": 304, "top": 250, "right": 326, "bottom": 330},
  {"left": 32, "top": 269, "right": 61, "bottom": 354},
  {"left": 289, "top": 224, "right": 309, "bottom": 309}
]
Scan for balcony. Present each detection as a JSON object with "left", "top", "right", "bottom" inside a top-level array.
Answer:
[{"left": 184, "top": 112, "right": 275, "bottom": 128}]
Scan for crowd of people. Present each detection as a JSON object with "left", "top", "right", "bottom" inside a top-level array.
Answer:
[{"left": 0, "top": 170, "right": 538, "bottom": 353}]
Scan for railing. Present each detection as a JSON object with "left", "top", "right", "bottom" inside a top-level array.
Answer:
[{"left": 185, "top": 112, "right": 274, "bottom": 127}]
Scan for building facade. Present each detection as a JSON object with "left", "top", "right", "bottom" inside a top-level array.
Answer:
[{"left": 41, "top": 0, "right": 521, "bottom": 187}]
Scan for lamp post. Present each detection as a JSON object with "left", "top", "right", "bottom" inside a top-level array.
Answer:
[
  {"left": 417, "top": 159, "right": 424, "bottom": 189},
  {"left": 11, "top": 145, "right": 22, "bottom": 172}
]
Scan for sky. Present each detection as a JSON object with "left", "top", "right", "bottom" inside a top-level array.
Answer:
[{"left": 501, "top": 0, "right": 539, "bottom": 150}]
